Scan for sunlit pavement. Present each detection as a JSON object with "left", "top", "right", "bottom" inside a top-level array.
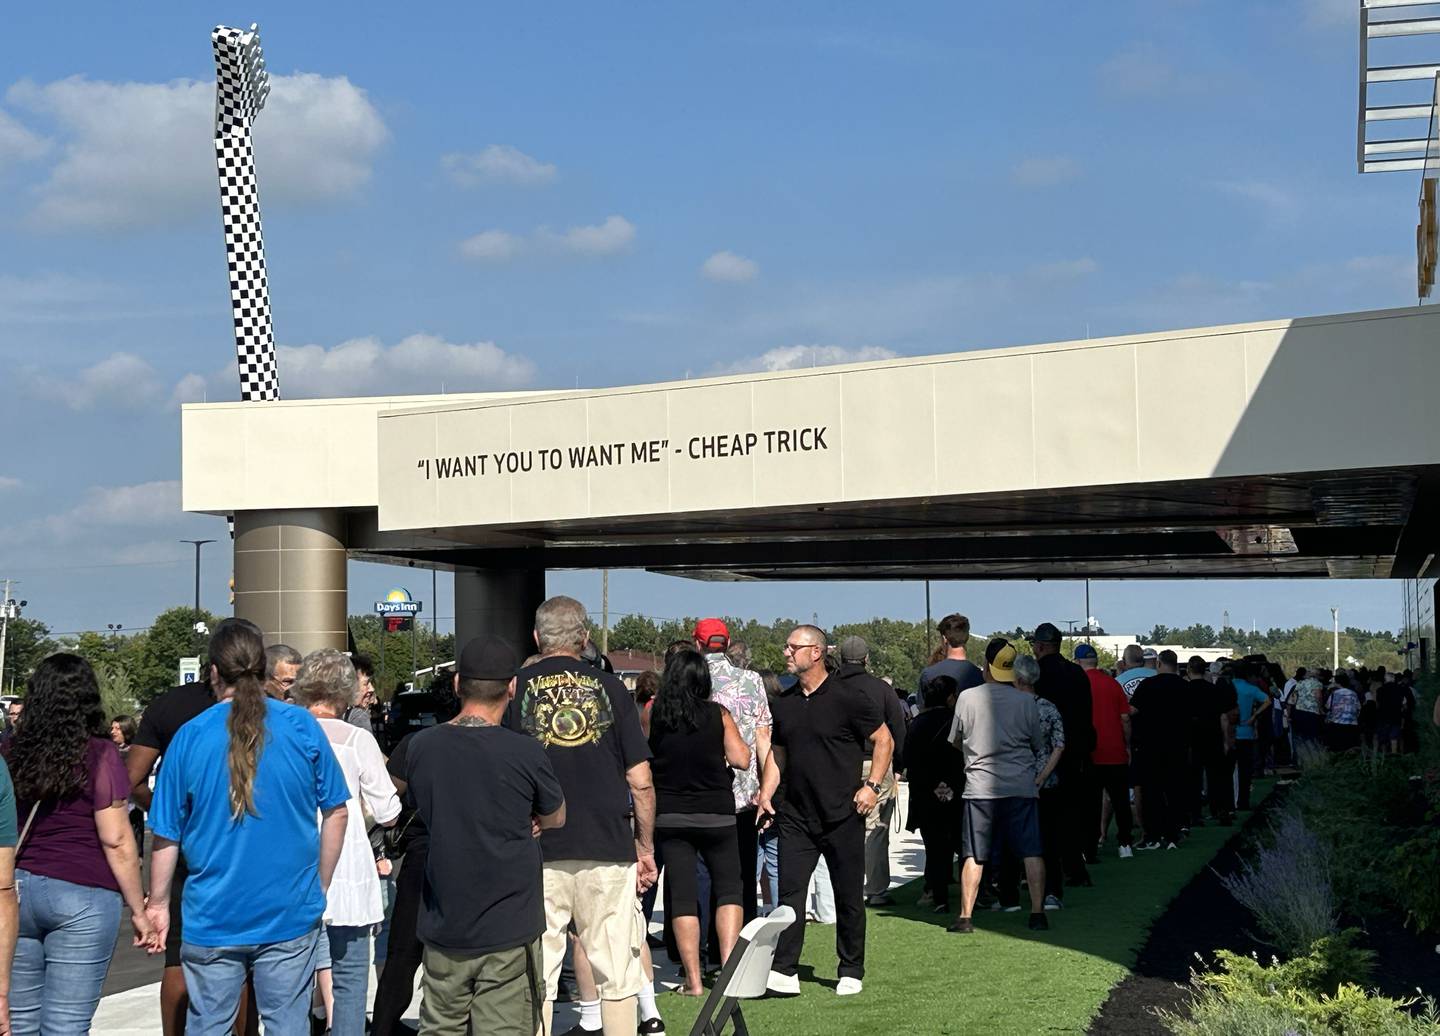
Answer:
[{"left": 96, "top": 785, "right": 921, "bottom": 1033}]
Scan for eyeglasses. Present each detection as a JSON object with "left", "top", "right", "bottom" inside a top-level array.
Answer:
[{"left": 783, "top": 642, "right": 820, "bottom": 654}]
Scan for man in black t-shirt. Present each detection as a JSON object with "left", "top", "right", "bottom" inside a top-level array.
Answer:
[
  {"left": 1130, "top": 651, "right": 1197, "bottom": 848},
  {"left": 758, "top": 624, "right": 893, "bottom": 998},
  {"left": 404, "top": 634, "right": 565, "bottom": 1034},
  {"left": 503, "top": 595, "right": 654, "bottom": 1035}
]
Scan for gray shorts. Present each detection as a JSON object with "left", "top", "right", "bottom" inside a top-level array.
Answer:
[{"left": 961, "top": 797, "right": 1042, "bottom": 864}]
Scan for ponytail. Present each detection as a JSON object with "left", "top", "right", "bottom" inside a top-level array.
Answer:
[{"left": 207, "top": 619, "right": 269, "bottom": 820}]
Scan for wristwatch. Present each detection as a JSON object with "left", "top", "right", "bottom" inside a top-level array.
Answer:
[{"left": 864, "top": 779, "right": 883, "bottom": 794}]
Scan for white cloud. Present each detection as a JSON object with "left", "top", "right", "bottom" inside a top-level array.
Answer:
[
  {"left": 169, "top": 373, "right": 209, "bottom": 406},
  {"left": 1098, "top": 42, "right": 1174, "bottom": 96},
  {"left": 717, "top": 344, "right": 898, "bottom": 375},
  {"left": 1303, "top": 0, "right": 1354, "bottom": 29},
  {"left": 539, "top": 215, "right": 636, "bottom": 256},
  {"left": 0, "top": 109, "right": 49, "bottom": 168},
  {"left": 1032, "top": 257, "right": 1100, "bottom": 280},
  {"left": 1012, "top": 155, "right": 1081, "bottom": 188},
  {"left": 44, "top": 481, "right": 182, "bottom": 541},
  {"left": 458, "top": 229, "right": 524, "bottom": 262},
  {"left": 1215, "top": 179, "right": 1300, "bottom": 223},
  {"left": 8, "top": 72, "right": 386, "bottom": 231},
  {"left": 701, "top": 250, "right": 759, "bottom": 283},
  {"left": 0, "top": 476, "right": 20, "bottom": 492},
  {"left": 459, "top": 215, "right": 637, "bottom": 263},
  {"left": 272, "top": 333, "right": 536, "bottom": 397},
  {"left": 442, "top": 145, "right": 557, "bottom": 187},
  {"left": 26, "top": 351, "right": 169, "bottom": 411}
]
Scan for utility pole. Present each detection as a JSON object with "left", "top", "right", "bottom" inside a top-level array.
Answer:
[
  {"left": 1084, "top": 579, "right": 1092, "bottom": 644},
  {"left": 601, "top": 570, "right": 609, "bottom": 655},
  {"left": 925, "top": 580, "right": 933, "bottom": 657},
  {"left": 1331, "top": 607, "right": 1340, "bottom": 672}
]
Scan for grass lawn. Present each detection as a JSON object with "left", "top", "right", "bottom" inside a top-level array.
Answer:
[{"left": 655, "top": 782, "right": 1273, "bottom": 1036}]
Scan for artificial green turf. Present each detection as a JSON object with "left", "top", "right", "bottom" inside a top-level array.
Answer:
[{"left": 656, "top": 782, "right": 1273, "bottom": 1036}]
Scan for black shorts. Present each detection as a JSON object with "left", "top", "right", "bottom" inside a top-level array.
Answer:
[
  {"left": 960, "top": 797, "right": 1042, "bottom": 864},
  {"left": 164, "top": 856, "right": 189, "bottom": 969}
]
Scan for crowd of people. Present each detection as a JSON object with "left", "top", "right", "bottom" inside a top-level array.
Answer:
[{"left": 0, "top": 602, "right": 1423, "bottom": 1034}]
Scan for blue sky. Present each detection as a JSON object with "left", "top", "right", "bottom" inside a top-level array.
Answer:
[{"left": 0, "top": 1, "right": 1427, "bottom": 640}]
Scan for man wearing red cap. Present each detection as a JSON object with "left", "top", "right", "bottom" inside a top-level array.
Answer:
[{"left": 692, "top": 618, "right": 771, "bottom": 932}]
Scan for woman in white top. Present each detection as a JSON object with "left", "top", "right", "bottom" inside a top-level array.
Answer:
[{"left": 293, "top": 649, "right": 401, "bottom": 1036}]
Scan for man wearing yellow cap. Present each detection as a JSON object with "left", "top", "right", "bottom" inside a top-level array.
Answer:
[{"left": 946, "top": 639, "right": 1050, "bottom": 934}]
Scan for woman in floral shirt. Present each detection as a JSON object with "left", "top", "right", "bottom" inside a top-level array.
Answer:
[
  {"left": 1325, "top": 671, "right": 1361, "bottom": 752},
  {"left": 1014, "top": 655, "right": 1066, "bottom": 911},
  {"left": 1287, "top": 673, "right": 1327, "bottom": 754}
]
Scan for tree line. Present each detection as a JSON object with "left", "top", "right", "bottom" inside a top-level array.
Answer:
[{"left": 0, "top": 608, "right": 1410, "bottom": 710}]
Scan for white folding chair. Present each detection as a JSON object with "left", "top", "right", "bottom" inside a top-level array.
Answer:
[{"left": 686, "top": 906, "right": 795, "bottom": 1036}]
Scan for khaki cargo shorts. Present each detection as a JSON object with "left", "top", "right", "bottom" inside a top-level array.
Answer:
[{"left": 541, "top": 860, "right": 644, "bottom": 1001}]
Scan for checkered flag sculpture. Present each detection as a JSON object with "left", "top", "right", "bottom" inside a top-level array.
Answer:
[{"left": 211, "top": 23, "right": 279, "bottom": 401}]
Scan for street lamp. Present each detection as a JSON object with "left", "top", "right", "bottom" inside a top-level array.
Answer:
[
  {"left": 181, "top": 540, "right": 216, "bottom": 618},
  {"left": 1330, "top": 607, "right": 1340, "bottom": 672},
  {"left": 0, "top": 583, "right": 24, "bottom": 697}
]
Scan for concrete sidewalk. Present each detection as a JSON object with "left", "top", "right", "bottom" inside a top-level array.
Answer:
[{"left": 95, "top": 786, "right": 921, "bottom": 1033}]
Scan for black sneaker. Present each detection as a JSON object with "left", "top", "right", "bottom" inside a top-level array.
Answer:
[
  {"left": 1027, "top": 912, "right": 1049, "bottom": 931},
  {"left": 947, "top": 917, "right": 975, "bottom": 933},
  {"left": 639, "top": 1019, "right": 667, "bottom": 1035}
]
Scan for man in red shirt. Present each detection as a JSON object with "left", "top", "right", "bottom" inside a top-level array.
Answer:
[{"left": 1076, "top": 645, "right": 1133, "bottom": 859}]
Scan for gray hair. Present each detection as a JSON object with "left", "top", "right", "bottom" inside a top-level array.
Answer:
[
  {"left": 535, "top": 595, "right": 589, "bottom": 655},
  {"left": 1012, "top": 654, "right": 1041, "bottom": 688},
  {"left": 291, "top": 648, "right": 358, "bottom": 715},
  {"left": 1122, "top": 644, "right": 1145, "bottom": 669},
  {"left": 265, "top": 643, "right": 302, "bottom": 680},
  {"left": 725, "top": 640, "right": 751, "bottom": 669}
]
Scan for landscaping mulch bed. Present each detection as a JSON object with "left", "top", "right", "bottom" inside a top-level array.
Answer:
[
  {"left": 1087, "top": 805, "right": 1275, "bottom": 1035},
  {"left": 1088, "top": 782, "right": 1439, "bottom": 1035}
]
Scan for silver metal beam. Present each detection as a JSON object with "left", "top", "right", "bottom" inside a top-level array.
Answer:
[
  {"left": 1367, "top": 62, "right": 1440, "bottom": 82},
  {"left": 1366, "top": 103, "right": 1437, "bottom": 120},
  {"left": 1363, "top": 157, "right": 1432, "bottom": 171},
  {"left": 1364, "top": 0, "right": 1440, "bottom": 9},
  {"left": 1369, "top": 16, "right": 1440, "bottom": 36},
  {"left": 1363, "top": 136, "right": 1440, "bottom": 153}
]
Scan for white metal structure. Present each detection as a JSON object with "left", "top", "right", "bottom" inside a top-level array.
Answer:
[{"left": 1357, "top": 0, "right": 1440, "bottom": 172}]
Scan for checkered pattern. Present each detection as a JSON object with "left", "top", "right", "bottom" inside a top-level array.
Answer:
[{"left": 212, "top": 25, "right": 279, "bottom": 402}]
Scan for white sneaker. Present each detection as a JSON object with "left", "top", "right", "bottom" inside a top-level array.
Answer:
[
  {"left": 766, "top": 971, "right": 800, "bottom": 996},
  {"left": 836, "top": 977, "right": 863, "bottom": 996},
  {"left": 1118, "top": 845, "right": 1133, "bottom": 860}
]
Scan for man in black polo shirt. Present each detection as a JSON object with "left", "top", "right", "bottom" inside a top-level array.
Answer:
[{"left": 758, "top": 624, "right": 894, "bottom": 998}]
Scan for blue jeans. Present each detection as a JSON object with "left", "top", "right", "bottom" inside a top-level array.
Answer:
[
  {"left": 327, "top": 925, "right": 372, "bottom": 1036},
  {"left": 12, "top": 870, "right": 121, "bottom": 1035},
  {"left": 181, "top": 926, "right": 321, "bottom": 1036},
  {"left": 374, "top": 870, "right": 396, "bottom": 968},
  {"left": 757, "top": 828, "right": 780, "bottom": 915}
]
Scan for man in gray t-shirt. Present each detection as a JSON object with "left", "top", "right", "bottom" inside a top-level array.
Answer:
[{"left": 945, "top": 640, "right": 1050, "bottom": 935}]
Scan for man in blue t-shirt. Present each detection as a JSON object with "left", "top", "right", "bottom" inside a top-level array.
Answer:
[
  {"left": 148, "top": 673, "right": 349, "bottom": 1034},
  {"left": 1230, "top": 661, "right": 1271, "bottom": 811}
]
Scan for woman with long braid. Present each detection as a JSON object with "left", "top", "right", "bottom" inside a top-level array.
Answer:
[{"left": 146, "top": 619, "right": 351, "bottom": 1034}]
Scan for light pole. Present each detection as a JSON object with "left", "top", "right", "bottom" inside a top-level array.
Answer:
[
  {"left": 1330, "top": 607, "right": 1340, "bottom": 671},
  {"left": 181, "top": 540, "right": 216, "bottom": 618},
  {"left": 0, "top": 581, "right": 23, "bottom": 698}
]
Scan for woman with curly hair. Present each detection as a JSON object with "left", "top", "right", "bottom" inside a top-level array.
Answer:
[
  {"left": 649, "top": 649, "right": 749, "bottom": 996},
  {"left": 3, "top": 653, "right": 157, "bottom": 1033},
  {"left": 146, "top": 619, "right": 351, "bottom": 1034},
  {"left": 293, "top": 649, "right": 400, "bottom": 1036}
]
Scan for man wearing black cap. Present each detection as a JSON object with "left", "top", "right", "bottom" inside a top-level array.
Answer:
[
  {"left": 400, "top": 635, "right": 566, "bottom": 1034},
  {"left": 1028, "top": 623, "right": 1095, "bottom": 888},
  {"left": 833, "top": 635, "right": 907, "bottom": 908}
]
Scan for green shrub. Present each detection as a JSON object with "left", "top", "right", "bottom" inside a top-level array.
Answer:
[{"left": 1162, "top": 944, "right": 1439, "bottom": 1036}]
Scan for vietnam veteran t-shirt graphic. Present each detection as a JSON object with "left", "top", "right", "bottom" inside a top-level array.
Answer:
[
  {"left": 520, "top": 667, "right": 616, "bottom": 748},
  {"left": 505, "top": 654, "right": 652, "bottom": 863}
]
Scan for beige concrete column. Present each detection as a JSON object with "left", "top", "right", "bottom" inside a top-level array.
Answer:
[
  {"left": 455, "top": 568, "right": 545, "bottom": 659},
  {"left": 233, "top": 509, "right": 348, "bottom": 654}
]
